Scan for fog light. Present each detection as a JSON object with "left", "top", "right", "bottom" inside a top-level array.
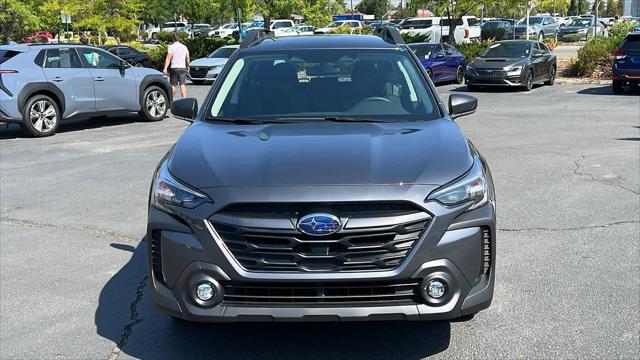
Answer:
[
  {"left": 427, "top": 280, "right": 446, "bottom": 299},
  {"left": 196, "top": 282, "right": 215, "bottom": 301}
]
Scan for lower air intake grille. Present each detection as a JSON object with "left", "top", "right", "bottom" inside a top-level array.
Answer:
[
  {"left": 482, "top": 227, "right": 491, "bottom": 275},
  {"left": 222, "top": 281, "right": 421, "bottom": 306}
]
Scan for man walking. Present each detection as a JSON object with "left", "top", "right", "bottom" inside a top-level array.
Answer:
[{"left": 163, "top": 34, "right": 190, "bottom": 98}]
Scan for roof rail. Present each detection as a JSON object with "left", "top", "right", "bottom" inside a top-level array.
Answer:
[
  {"left": 374, "top": 26, "right": 405, "bottom": 45},
  {"left": 240, "top": 28, "right": 274, "bottom": 48}
]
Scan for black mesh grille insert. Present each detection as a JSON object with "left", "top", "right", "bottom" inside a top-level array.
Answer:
[
  {"left": 211, "top": 202, "right": 431, "bottom": 273},
  {"left": 482, "top": 227, "right": 491, "bottom": 275},
  {"left": 222, "top": 280, "right": 421, "bottom": 306},
  {"left": 150, "top": 229, "right": 163, "bottom": 284}
]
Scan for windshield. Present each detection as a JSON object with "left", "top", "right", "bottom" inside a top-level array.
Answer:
[
  {"left": 480, "top": 42, "right": 531, "bottom": 58},
  {"left": 517, "top": 17, "right": 543, "bottom": 25},
  {"left": 327, "top": 21, "right": 345, "bottom": 28},
  {"left": 208, "top": 47, "right": 237, "bottom": 58},
  {"left": 208, "top": 49, "right": 439, "bottom": 121},
  {"left": 567, "top": 19, "right": 591, "bottom": 27}
]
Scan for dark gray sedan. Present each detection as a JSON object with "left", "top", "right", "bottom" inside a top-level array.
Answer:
[{"left": 465, "top": 40, "right": 556, "bottom": 91}]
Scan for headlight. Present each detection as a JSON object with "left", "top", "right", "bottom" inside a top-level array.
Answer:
[
  {"left": 151, "top": 161, "right": 210, "bottom": 213},
  {"left": 427, "top": 158, "right": 488, "bottom": 210},
  {"left": 466, "top": 64, "right": 475, "bottom": 72},
  {"left": 505, "top": 65, "right": 523, "bottom": 72}
]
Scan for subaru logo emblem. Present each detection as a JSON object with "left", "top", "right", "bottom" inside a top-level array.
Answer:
[{"left": 297, "top": 213, "right": 341, "bottom": 236}]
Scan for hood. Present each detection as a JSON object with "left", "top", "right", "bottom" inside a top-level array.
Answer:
[
  {"left": 471, "top": 57, "right": 528, "bottom": 69},
  {"left": 190, "top": 57, "right": 228, "bottom": 67},
  {"left": 168, "top": 120, "right": 473, "bottom": 189}
]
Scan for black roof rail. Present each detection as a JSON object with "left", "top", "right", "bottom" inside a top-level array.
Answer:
[
  {"left": 240, "top": 28, "right": 274, "bottom": 48},
  {"left": 374, "top": 26, "right": 405, "bottom": 45}
]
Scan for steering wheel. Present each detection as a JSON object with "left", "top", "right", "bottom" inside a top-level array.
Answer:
[{"left": 360, "top": 97, "right": 390, "bottom": 103}]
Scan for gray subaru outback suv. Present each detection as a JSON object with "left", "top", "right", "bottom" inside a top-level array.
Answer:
[
  {"left": 0, "top": 44, "right": 170, "bottom": 137},
  {"left": 148, "top": 28, "right": 496, "bottom": 322}
]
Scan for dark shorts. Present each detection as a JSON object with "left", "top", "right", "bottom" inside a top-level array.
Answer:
[{"left": 170, "top": 68, "right": 188, "bottom": 86}]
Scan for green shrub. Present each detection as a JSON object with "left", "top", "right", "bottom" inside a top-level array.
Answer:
[
  {"left": 456, "top": 40, "right": 493, "bottom": 60},
  {"left": 559, "top": 33, "right": 583, "bottom": 43},
  {"left": 156, "top": 31, "right": 176, "bottom": 44},
  {"left": 570, "top": 36, "right": 617, "bottom": 77},
  {"left": 401, "top": 32, "right": 431, "bottom": 44},
  {"left": 609, "top": 20, "right": 638, "bottom": 40}
]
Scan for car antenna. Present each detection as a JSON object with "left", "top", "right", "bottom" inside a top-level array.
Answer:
[
  {"left": 374, "top": 26, "right": 405, "bottom": 45},
  {"left": 240, "top": 28, "right": 275, "bottom": 48}
]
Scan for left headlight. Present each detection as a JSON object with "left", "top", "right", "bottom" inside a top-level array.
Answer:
[
  {"left": 151, "top": 161, "right": 210, "bottom": 213},
  {"left": 427, "top": 158, "right": 488, "bottom": 210}
]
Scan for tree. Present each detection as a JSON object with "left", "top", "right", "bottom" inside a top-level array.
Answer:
[
  {"left": 356, "top": 0, "right": 390, "bottom": 18},
  {"left": 0, "top": 0, "right": 41, "bottom": 42},
  {"left": 432, "top": 0, "right": 482, "bottom": 44}
]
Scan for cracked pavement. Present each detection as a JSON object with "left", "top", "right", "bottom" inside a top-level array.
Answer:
[{"left": 1, "top": 83, "right": 639, "bottom": 359}]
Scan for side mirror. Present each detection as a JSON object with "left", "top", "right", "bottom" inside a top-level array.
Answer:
[
  {"left": 119, "top": 59, "right": 128, "bottom": 70},
  {"left": 170, "top": 98, "right": 198, "bottom": 122},
  {"left": 449, "top": 94, "right": 478, "bottom": 120}
]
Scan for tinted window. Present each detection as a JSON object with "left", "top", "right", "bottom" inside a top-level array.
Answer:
[
  {"left": 567, "top": 18, "right": 591, "bottom": 27},
  {"left": 622, "top": 35, "right": 640, "bottom": 51},
  {"left": 209, "top": 49, "right": 439, "bottom": 121},
  {"left": 43, "top": 48, "right": 82, "bottom": 68},
  {"left": 517, "top": 17, "right": 543, "bottom": 25},
  {"left": 78, "top": 48, "right": 121, "bottom": 69},
  {"left": 444, "top": 44, "right": 455, "bottom": 56},
  {"left": 467, "top": 18, "right": 480, "bottom": 26},
  {"left": 441, "top": 18, "right": 463, "bottom": 26},
  {"left": 480, "top": 42, "right": 531, "bottom": 58},
  {"left": 0, "top": 50, "right": 20, "bottom": 64},
  {"left": 407, "top": 44, "right": 435, "bottom": 58},
  {"left": 402, "top": 19, "right": 432, "bottom": 28}
]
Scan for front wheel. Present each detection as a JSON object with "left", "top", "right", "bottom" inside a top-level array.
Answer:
[
  {"left": 455, "top": 65, "right": 465, "bottom": 84},
  {"left": 545, "top": 66, "right": 556, "bottom": 85},
  {"left": 21, "top": 94, "right": 60, "bottom": 137},
  {"left": 521, "top": 70, "right": 533, "bottom": 91},
  {"left": 612, "top": 80, "right": 625, "bottom": 94},
  {"left": 139, "top": 86, "right": 168, "bottom": 122}
]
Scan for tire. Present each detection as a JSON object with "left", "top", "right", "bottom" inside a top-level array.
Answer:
[
  {"left": 521, "top": 70, "right": 533, "bottom": 91},
  {"left": 545, "top": 66, "right": 556, "bottom": 86},
  {"left": 191, "top": 80, "right": 205, "bottom": 85},
  {"left": 139, "top": 86, "right": 168, "bottom": 122},
  {"left": 455, "top": 65, "right": 465, "bottom": 84},
  {"left": 612, "top": 80, "right": 624, "bottom": 94},
  {"left": 21, "top": 94, "right": 60, "bottom": 137}
]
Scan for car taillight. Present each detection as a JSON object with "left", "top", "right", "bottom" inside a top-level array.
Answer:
[
  {"left": 464, "top": 29, "right": 470, "bottom": 38},
  {"left": 612, "top": 48, "right": 626, "bottom": 59}
]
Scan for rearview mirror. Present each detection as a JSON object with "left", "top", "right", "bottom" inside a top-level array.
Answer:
[
  {"left": 448, "top": 94, "right": 478, "bottom": 120},
  {"left": 170, "top": 98, "right": 198, "bottom": 122}
]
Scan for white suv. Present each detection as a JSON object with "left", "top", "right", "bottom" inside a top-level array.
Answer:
[
  {"left": 269, "top": 19, "right": 296, "bottom": 37},
  {"left": 401, "top": 16, "right": 480, "bottom": 44}
]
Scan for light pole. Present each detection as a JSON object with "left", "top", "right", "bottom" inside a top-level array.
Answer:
[{"left": 351, "top": 0, "right": 354, "bottom": 20}]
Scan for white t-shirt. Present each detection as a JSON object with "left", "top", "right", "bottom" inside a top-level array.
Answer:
[{"left": 168, "top": 42, "right": 189, "bottom": 69}]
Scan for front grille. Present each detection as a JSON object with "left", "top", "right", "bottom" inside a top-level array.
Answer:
[
  {"left": 222, "top": 280, "right": 420, "bottom": 306},
  {"left": 477, "top": 69, "right": 507, "bottom": 78},
  {"left": 482, "top": 227, "right": 491, "bottom": 275},
  {"left": 150, "top": 229, "right": 163, "bottom": 284},
  {"left": 189, "top": 67, "right": 209, "bottom": 78},
  {"left": 210, "top": 202, "right": 431, "bottom": 272}
]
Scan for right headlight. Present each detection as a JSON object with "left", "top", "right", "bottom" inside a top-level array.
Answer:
[
  {"left": 151, "top": 161, "right": 210, "bottom": 213},
  {"left": 427, "top": 158, "right": 487, "bottom": 210}
]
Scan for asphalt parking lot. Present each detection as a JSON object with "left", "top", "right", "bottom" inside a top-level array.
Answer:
[{"left": 1, "top": 82, "right": 638, "bottom": 359}]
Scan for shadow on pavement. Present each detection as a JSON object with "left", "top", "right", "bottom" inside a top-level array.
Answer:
[
  {"left": 577, "top": 85, "right": 640, "bottom": 96},
  {"left": 0, "top": 114, "right": 140, "bottom": 140},
  {"left": 96, "top": 240, "right": 452, "bottom": 360}
]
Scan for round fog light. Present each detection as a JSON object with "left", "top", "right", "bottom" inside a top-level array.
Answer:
[
  {"left": 196, "top": 282, "right": 215, "bottom": 301},
  {"left": 427, "top": 280, "right": 446, "bottom": 299}
]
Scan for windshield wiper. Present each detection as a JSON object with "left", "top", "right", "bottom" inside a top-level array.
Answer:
[
  {"left": 273, "top": 116, "right": 394, "bottom": 123},
  {"left": 205, "top": 117, "right": 295, "bottom": 124}
]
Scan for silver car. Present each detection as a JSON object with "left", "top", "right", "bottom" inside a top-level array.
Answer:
[
  {"left": 188, "top": 45, "right": 239, "bottom": 84},
  {"left": 0, "top": 44, "right": 171, "bottom": 137}
]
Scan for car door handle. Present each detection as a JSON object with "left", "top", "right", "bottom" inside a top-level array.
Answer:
[
  {"left": 51, "top": 77, "right": 64, "bottom": 82},
  {"left": 94, "top": 77, "right": 104, "bottom": 82}
]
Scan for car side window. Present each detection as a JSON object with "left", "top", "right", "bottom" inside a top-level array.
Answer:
[
  {"left": 43, "top": 48, "right": 82, "bottom": 68},
  {"left": 435, "top": 45, "right": 445, "bottom": 57},
  {"left": 443, "top": 44, "right": 455, "bottom": 56},
  {"left": 78, "top": 48, "right": 121, "bottom": 69},
  {"left": 539, "top": 43, "right": 550, "bottom": 53}
]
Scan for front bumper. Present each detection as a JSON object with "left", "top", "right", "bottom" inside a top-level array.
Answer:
[
  {"left": 147, "top": 184, "right": 496, "bottom": 322},
  {"left": 465, "top": 69, "right": 526, "bottom": 87}
]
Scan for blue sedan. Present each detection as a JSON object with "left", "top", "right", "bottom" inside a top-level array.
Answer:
[{"left": 408, "top": 43, "right": 467, "bottom": 84}]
